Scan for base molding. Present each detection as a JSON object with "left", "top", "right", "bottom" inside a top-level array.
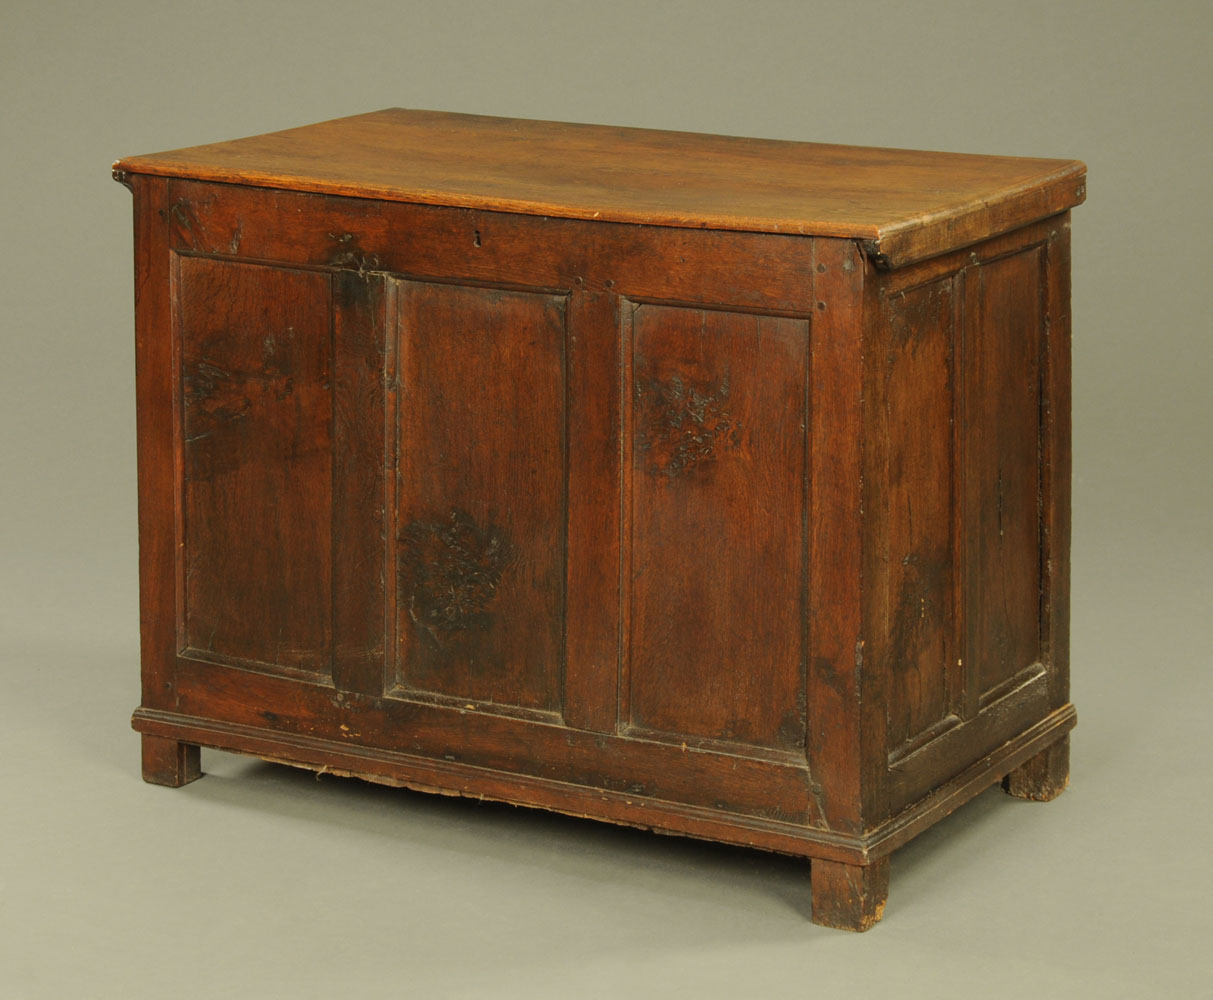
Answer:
[
  {"left": 865, "top": 704, "right": 1077, "bottom": 860},
  {"left": 131, "top": 702, "right": 1076, "bottom": 865}
]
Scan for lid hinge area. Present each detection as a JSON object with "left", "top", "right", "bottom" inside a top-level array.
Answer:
[{"left": 859, "top": 239, "right": 893, "bottom": 271}]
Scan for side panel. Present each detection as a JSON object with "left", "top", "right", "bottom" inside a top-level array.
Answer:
[
  {"left": 391, "top": 280, "right": 568, "bottom": 714},
  {"left": 876, "top": 222, "right": 1060, "bottom": 815},
  {"left": 1041, "top": 221, "right": 1073, "bottom": 711},
  {"left": 128, "top": 174, "right": 177, "bottom": 712},
  {"left": 873, "top": 278, "right": 960, "bottom": 760},
  {"left": 175, "top": 256, "right": 334, "bottom": 676},
  {"left": 963, "top": 248, "right": 1044, "bottom": 705},
  {"left": 624, "top": 303, "right": 810, "bottom": 752}
]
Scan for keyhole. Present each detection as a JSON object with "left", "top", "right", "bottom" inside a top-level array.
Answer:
[{"left": 473, "top": 230, "right": 481, "bottom": 248}]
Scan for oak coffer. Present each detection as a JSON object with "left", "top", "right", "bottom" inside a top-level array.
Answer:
[{"left": 114, "top": 109, "right": 1082, "bottom": 930}]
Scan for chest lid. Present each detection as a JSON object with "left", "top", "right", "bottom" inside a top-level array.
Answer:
[{"left": 113, "top": 108, "right": 1084, "bottom": 269}]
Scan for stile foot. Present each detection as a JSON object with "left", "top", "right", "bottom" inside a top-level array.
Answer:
[
  {"left": 141, "top": 734, "right": 202, "bottom": 787},
  {"left": 1002, "top": 735, "right": 1069, "bottom": 801},
  {"left": 811, "top": 857, "right": 889, "bottom": 932}
]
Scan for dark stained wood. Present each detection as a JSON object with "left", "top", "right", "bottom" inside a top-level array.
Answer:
[
  {"left": 161, "top": 178, "right": 819, "bottom": 313},
  {"left": 131, "top": 699, "right": 1074, "bottom": 867},
  {"left": 872, "top": 277, "right": 959, "bottom": 759},
  {"left": 133, "top": 707, "right": 855, "bottom": 862},
  {"left": 877, "top": 215, "right": 1055, "bottom": 296},
  {"left": 807, "top": 240, "right": 873, "bottom": 836},
  {"left": 626, "top": 304, "right": 809, "bottom": 752},
  {"left": 1003, "top": 733, "right": 1070, "bottom": 801},
  {"left": 867, "top": 219, "right": 1074, "bottom": 816},
  {"left": 867, "top": 705, "right": 1075, "bottom": 860},
  {"left": 392, "top": 280, "right": 567, "bottom": 713},
  {"left": 562, "top": 290, "right": 623, "bottom": 733},
  {"left": 1041, "top": 218, "right": 1074, "bottom": 711},
  {"left": 141, "top": 734, "right": 201, "bottom": 787},
  {"left": 812, "top": 858, "right": 889, "bottom": 932},
  {"left": 887, "top": 666, "right": 1050, "bottom": 812},
  {"left": 167, "top": 657, "right": 814, "bottom": 827},
  {"left": 114, "top": 109, "right": 1085, "bottom": 267},
  {"left": 332, "top": 271, "right": 390, "bottom": 697},
  {"left": 176, "top": 256, "right": 334, "bottom": 676},
  {"left": 117, "top": 113, "right": 1080, "bottom": 931},
  {"left": 125, "top": 173, "right": 178, "bottom": 712},
  {"left": 963, "top": 247, "right": 1045, "bottom": 704}
]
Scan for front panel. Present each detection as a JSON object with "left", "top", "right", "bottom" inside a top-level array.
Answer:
[
  {"left": 175, "top": 256, "right": 335, "bottom": 678},
  {"left": 391, "top": 280, "right": 568, "bottom": 713},
  {"left": 140, "top": 177, "right": 828, "bottom": 830},
  {"left": 624, "top": 303, "right": 810, "bottom": 753}
]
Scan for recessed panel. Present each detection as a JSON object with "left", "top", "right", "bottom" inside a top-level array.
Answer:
[
  {"left": 176, "top": 256, "right": 334, "bottom": 675},
  {"left": 393, "top": 281, "right": 567, "bottom": 712},
  {"left": 628, "top": 304, "right": 809, "bottom": 751},
  {"left": 964, "top": 248, "right": 1044, "bottom": 698},
  {"left": 881, "top": 279, "right": 958, "bottom": 755}
]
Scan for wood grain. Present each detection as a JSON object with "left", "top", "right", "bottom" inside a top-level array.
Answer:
[
  {"left": 332, "top": 271, "right": 389, "bottom": 697},
  {"left": 1041, "top": 219, "right": 1073, "bottom": 711},
  {"left": 130, "top": 699, "right": 1076, "bottom": 865},
  {"left": 125, "top": 173, "right": 178, "bottom": 712},
  {"left": 562, "top": 289, "right": 623, "bottom": 733},
  {"left": 807, "top": 240, "right": 872, "bottom": 835},
  {"left": 865, "top": 220, "right": 1072, "bottom": 815},
  {"left": 812, "top": 858, "right": 889, "bottom": 932},
  {"left": 626, "top": 303, "right": 809, "bottom": 753},
  {"left": 962, "top": 247, "right": 1045, "bottom": 703},
  {"left": 175, "top": 256, "right": 334, "bottom": 676},
  {"left": 161, "top": 178, "right": 818, "bottom": 312},
  {"left": 873, "top": 277, "right": 959, "bottom": 759},
  {"left": 166, "top": 656, "right": 814, "bottom": 827},
  {"left": 141, "top": 733, "right": 201, "bottom": 788},
  {"left": 1003, "top": 733, "right": 1069, "bottom": 801},
  {"left": 118, "top": 111, "right": 1081, "bottom": 929},
  {"left": 115, "top": 108, "right": 1085, "bottom": 267},
  {"left": 392, "top": 280, "right": 567, "bottom": 713}
]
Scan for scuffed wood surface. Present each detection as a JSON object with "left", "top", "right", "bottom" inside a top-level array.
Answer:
[{"left": 114, "top": 108, "right": 1085, "bottom": 267}]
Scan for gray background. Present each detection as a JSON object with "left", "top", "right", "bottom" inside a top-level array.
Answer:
[{"left": 3, "top": 1, "right": 1210, "bottom": 996}]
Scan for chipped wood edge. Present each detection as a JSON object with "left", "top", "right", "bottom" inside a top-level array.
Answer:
[
  {"left": 865, "top": 161, "right": 1086, "bottom": 269},
  {"left": 131, "top": 701, "right": 1075, "bottom": 865}
]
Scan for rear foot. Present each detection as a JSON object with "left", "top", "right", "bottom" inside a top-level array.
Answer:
[{"left": 1003, "top": 735, "right": 1069, "bottom": 801}]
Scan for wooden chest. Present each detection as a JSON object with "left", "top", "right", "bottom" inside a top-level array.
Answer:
[{"left": 114, "top": 110, "right": 1083, "bottom": 930}]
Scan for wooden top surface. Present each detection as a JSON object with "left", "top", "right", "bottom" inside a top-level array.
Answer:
[{"left": 114, "top": 108, "right": 1085, "bottom": 267}]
